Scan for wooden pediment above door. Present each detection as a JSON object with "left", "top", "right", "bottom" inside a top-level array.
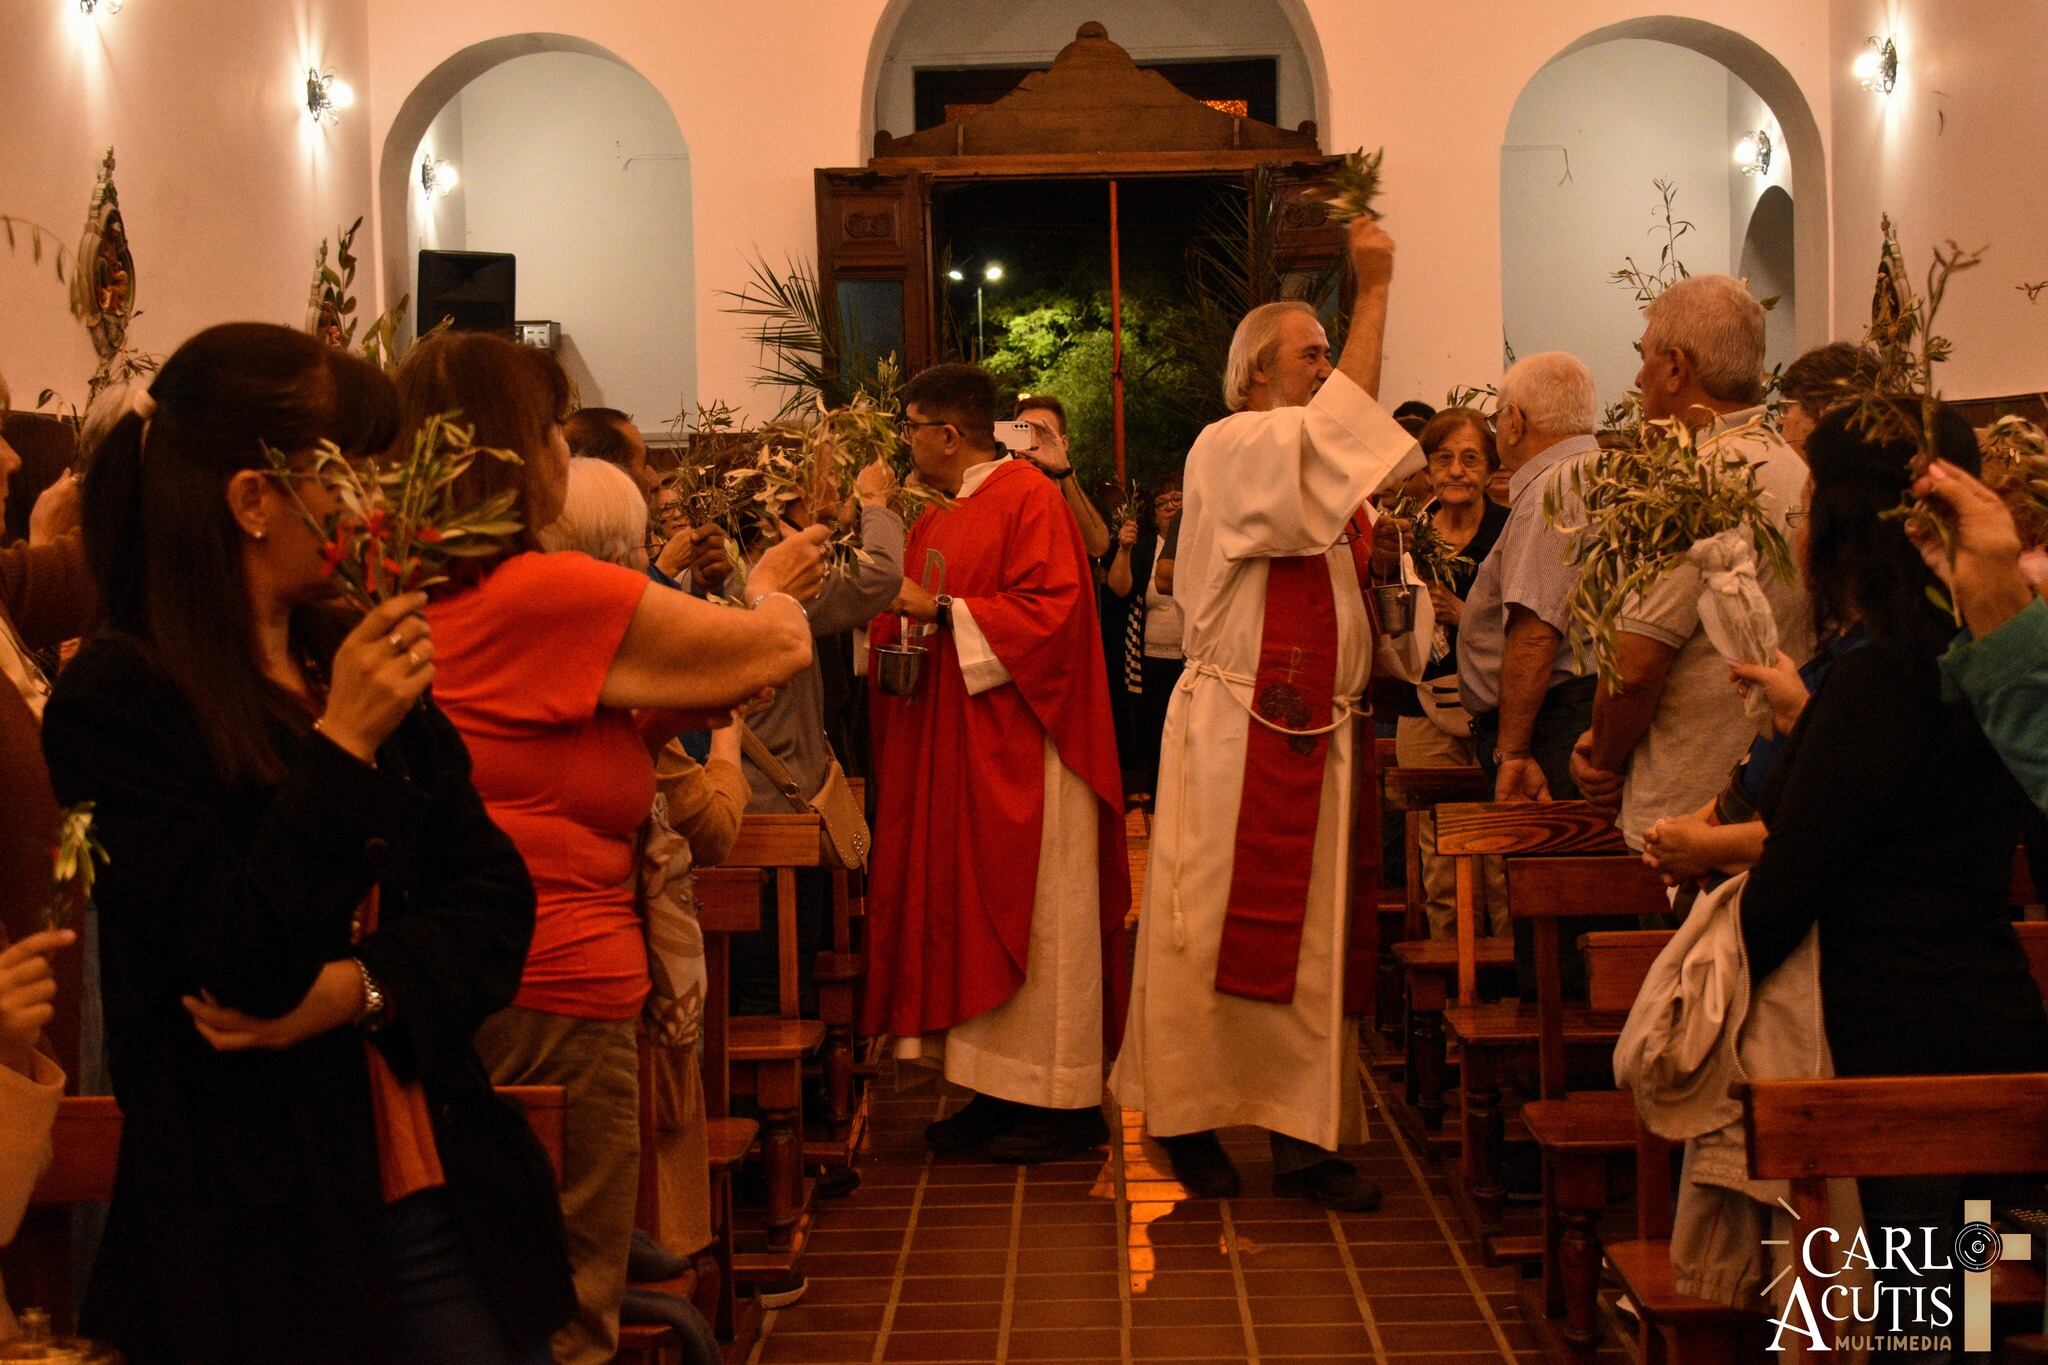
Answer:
[{"left": 870, "top": 21, "right": 1323, "bottom": 174}]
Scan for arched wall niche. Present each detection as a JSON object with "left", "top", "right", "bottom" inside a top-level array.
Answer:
[
  {"left": 375, "top": 32, "right": 697, "bottom": 417},
  {"left": 1740, "top": 185, "right": 1798, "bottom": 369}
]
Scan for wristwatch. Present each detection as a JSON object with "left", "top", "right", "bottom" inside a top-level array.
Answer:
[
  {"left": 352, "top": 957, "right": 389, "bottom": 1032},
  {"left": 934, "top": 593, "right": 955, "bottom": 631},
  {"left": 1047, "top": 467, "right": 1075, "bottom": 481}
]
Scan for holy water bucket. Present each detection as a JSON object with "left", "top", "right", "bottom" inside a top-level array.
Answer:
[
  {"left": 872, "top": 642, "right": 929, "bottom": 696},
  {"left": 1370, "top": 582, "right": 1416, "bottom": 635}
]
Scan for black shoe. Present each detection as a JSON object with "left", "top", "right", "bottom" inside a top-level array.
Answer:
[
  {"left": 1157, "top": 1130, "right": 1242, "bottom": 1199},
  {"left": 627, "top": 1228, "right": 691, "bottom": 1284},
  {"left": 753, "top": 1273, "right": 808, "bottom": 1310},
  {"left": 924, "top": 1094, "right": 1027, "bottom": 1152},
  {"left": 987, "top": 1106, "right": 1110, "bottom": 1164},
  {"left": 1274, "top": 1158, "right": 1382, "bottom": 1212},
  {"left": 814, "top": 1167, "right": 862, "bottom": 1199}
]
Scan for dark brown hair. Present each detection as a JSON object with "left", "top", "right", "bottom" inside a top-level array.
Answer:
[
  {"left": 1013, "top": 393, "right": 1067, "bottom": 435},
  {"left": 1417, "top": 406, "right": 1500, "bottom": 472},
  {"left": 564, "top": 406, "right": 638, "bottom": 467},
  {"left": 904, "top": 362, "right": 997, "bottom": 448},
  {"left": 395, "top": 330, "right": 572, "bottom": 581},
  {"left": 1781, "top": 343, "right": 1877, "bottom": 421},
  {"left": 1803, "top": 399, "right": 1981, "bottom": 659},
  {"left": 81, "top": 322, "right": 399, "bottom": 784}
]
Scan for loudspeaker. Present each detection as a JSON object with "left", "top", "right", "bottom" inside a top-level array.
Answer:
[{"left": 417, "top": 250, "right": 515, "bottom": 335}]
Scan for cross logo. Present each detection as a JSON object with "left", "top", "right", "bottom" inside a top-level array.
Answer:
[{"left": 1958, "top": 1200, "right": 2030, "bottom": 1353}]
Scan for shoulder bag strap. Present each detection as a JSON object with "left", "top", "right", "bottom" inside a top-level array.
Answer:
[{"left": 738, "top": 721, "right": 811, "bottom": 811}]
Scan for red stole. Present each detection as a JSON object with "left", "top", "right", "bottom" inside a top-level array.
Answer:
[{"left": 1214, "top": 509, "right": 1378, "bottom": 1005}]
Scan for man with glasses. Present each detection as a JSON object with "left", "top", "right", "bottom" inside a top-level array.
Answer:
[
  {"left": 865, "top": 363, "right": 1129, "bottom": 1166},
  {"left": 1568, "top": 276, "right": 1812, "bottom": 856},
  {"left": 564, "top": 406, "right": 731, "bottom": 597}
]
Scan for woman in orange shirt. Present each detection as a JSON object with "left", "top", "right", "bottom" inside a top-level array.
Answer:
[{"left": 400, "top": 333, "right": 824, "bottom": 1364}]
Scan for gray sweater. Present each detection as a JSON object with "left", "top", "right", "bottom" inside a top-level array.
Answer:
[{"left": 743, "top": 503, "right": 905, "bottom": 811}]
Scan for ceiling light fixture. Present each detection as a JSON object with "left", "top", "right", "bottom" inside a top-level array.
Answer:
[
  {"left": 305, "top": 67, "right": 354, "bottom": 125},
  {"left": 1854, "top": 36, "right": 1898, "bottom": 94},
  {"left": 78, "top": 0, "right": 125, "bottom": 14},
  {"left": 1734, "top": 129, "right": 1772, "bottom": 176}
]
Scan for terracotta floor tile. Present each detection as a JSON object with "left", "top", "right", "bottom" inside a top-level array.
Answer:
[
  {"left": 1019, "top": 1199, "right": 1119, "bottom": 1224},
  {"left": 1130, "top": 1323, "right": 1254, "bottom": 1359},
  {"left": 1016, "top": 1220, "right": 1119, "bottom": 1248},
  {"left": 1233, "top": 1218, "right": 1339, "bottom": 1244},
  {"left": 759, "top": 1332, "right": 875, "bottom": 1363},
  {"left": 1132, "top": 1219, "right": 1233, "bottom": 1248},
  {"left": 900, "top": 1246, "right": 1010, "bottom": 1277},
  {"left": 800, "top": 1250, "right": 904, "bottom": 1278},
  {"left": 1016, "top": 1244, "right": 1120, "bottom": 1273},
  {"left": 910, "top": 1225, "right": 1012, "bottom": 1252},
  {"left": 918, "top": 1184, "right": 1016, "bottom": 1206},
  {"left": 1342, "top": 1217, "right": 1444, "bottom": 1242},
  {"left": 1378, "top": 1320, "right": 1510, "bottom": 1352},
  {"left": 1007, "top": 1297, "right": 1124, "bottom": 1331},
  {"left": 768, "top": 1301, "right": 889, "bottom": 1334},
  {"left": 1367, "top": 1292, "right": 1489, "bottom": 1321},
  {"left": 1352, "top": 1268, "right": 1471, "bottom": 1294},
  {"left": 1018, "top": 1181, "right": 1100, "bottom": 1202},
  {"left": 1252, "top": 1321, "right": 1377, "bottom": 1356},
  {"left": 1012, "top": 1270, "right": 1123, "bottom": 1300},
  {"left": 1005, "top": 1327, "right": 1123, "bottom": 1360},
  {"left": 1247, "top": 1294, "right": 1366, "bottom": 1325},
  {"left": 1124, "top": 1268, "right": 1235, "bottom": 1299},
  {"left": 1347, "top": 1240, "right": 1459, "bottom": 1268},
  {"left": 1223, "top": 1197, "right": 1331, "bottom": 1221},
  {"left": 1128, "top": 1295, "right": 1243, "bottom": 1328},
  {"left": 807, "top": 1227, "right": 910, "bottom": 1254},
  {"left": 888, "top": 1300, "right": 1004, "bottom": 1333},
  {"left": 915, "top": 1202, "right": 1015, "bottom": 1227},
  {"left": 878, "top": 1328, "right": 1001, "bottom": 1362},
  {"left": 892, "top": 1275, "right": 1008, "bottom": 1304},
  {"left": 799, "top": 1275, "right": 897, "bottom": 1306},
  {"left": 1129, "top": 1243, "right": 1232, "bottom": 1273},
  {"left": 1231, "top": 1241, "right": 1344, "bottom": 1270},
  {"left": 1241, "top": 1268, "right": 1356, "bottom": 1298}
]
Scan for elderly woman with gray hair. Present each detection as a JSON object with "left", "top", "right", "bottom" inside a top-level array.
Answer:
[{"left": 538, "top": 454, "right": 747, "bottom": 1356}]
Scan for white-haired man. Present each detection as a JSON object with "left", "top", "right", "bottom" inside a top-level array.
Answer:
[
  {"left": 1111, "top": 219, "right": 1431, "bottom": 1210},
  {"left": 1569, "top": 276, "right": 1813, "bottom": 851},
  {"left": 1456, "top": 352, "right": 1604, "bottom": 805}
]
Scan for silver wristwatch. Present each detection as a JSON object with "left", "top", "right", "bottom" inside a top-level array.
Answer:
[{"left": 352, "top": 957, "right": 389, "bottom": 1032}]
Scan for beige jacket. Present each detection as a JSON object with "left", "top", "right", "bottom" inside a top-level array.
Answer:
[
  {"left": 0, "top": 1050, "right": 65, "bottom": 1339},
  {"left": 1613, "top": 871, "right": 1864, "bottom": 1313}
]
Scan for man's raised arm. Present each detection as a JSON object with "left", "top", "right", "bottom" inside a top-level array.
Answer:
[{"left": 1334, "top": 219, "right": 1395, "bottom": 402}]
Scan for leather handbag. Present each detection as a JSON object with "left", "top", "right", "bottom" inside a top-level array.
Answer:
[{"left": 739, "top": 723, "right": 871, "bottom": 870}]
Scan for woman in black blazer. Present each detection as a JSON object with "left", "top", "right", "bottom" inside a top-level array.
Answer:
[
  {"left": 1741, "top": 402, "right": 2048, "bottom": 1356},
  {"left": 40, "top": 323, "right": 572, "bottom": 1365}
]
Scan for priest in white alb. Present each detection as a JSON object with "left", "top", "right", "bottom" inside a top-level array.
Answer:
[{"left": 1110, "top": 219, "right": 1431, "bottom": 1209}]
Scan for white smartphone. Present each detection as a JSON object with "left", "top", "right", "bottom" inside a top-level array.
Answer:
[{"left": 995, "top": 420, "right": 1038, "bottom": 454}]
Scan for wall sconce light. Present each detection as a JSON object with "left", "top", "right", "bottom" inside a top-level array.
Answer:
[
  {"left": 420, "top": 155, "right": 459, "bottom": 199},
  {"left": 1734, "top": 129, "right": 1772, "bottom": 176},
  {"left": 1854, "top": 36, "right": 1898, "bottom": 93},
  {"left": 305, "top": 67, "right": 354, "bottom": 125},
  {"left": 78, "top": 0, "right": 125, "bottom": 14}
]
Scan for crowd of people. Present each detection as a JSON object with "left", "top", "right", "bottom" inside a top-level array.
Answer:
[{"left": 2, "top": 209, "right": 2047, "bottom": 1365}]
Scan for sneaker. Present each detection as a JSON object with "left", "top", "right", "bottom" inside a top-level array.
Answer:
[
  {"left": 1157, "top": 1130, "right": 1242, "bottom": 1199},
  {"left": 924, "top": 1093, "right": 1027, "bottom": 1153},
  {"left": 754, "top": 1273, "right": 808, "bottom": 1310},
  {"left": 814, "top": 1167, "right": 862, "bottom": 1200},
  {"left": 987, "top": 1106, "right": 1110, "bottom": 1164},
  {"left": 1273, "top": 1158, "right": 1382, "bottom": 1212}
]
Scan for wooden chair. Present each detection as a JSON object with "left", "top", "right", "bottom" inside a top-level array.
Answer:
[
  {"left": 1377, "top": 764, "right": 1493, "bottom": 1055},
  {"left": 1394, "top": 803, "right": 1625, "bottom": 1160}
]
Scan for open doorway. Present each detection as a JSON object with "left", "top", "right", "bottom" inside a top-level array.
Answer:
[{"left": 931, "top": 176, "right": 1246, "bottom": 493}]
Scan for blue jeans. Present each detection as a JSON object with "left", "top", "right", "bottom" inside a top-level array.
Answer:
[{"left": 384, "top": 1189, "right": 553, "bottom": 1365}]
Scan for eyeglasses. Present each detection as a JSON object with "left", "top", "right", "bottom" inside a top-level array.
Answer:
[
  {"left": 896, "top": 418, "right": 952, "bottom": 439},
  {"left": 1785, "top": 505, "right": 1807, "bottom": 527},
  {"left": 1427, "top": 450, "right": 1489, "bottom": 472}
]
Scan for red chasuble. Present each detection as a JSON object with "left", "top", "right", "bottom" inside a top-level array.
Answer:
[{"left": 864, "top": 461, "right": 1131, "bottom": 1053}]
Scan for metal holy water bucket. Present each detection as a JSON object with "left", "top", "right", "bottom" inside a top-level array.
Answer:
[
  {"left": 872, "top": 641, "right": 929, "bottom": 696},
  {"left": 0, "top": 1310, "right": 123, "bottom": 1363},
  {"left": 1371, "top": 582, "right": 1416, "bottom": 635}
]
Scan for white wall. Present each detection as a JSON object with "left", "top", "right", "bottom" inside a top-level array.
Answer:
[
  {"left": 0, "top": 0, "right": 373, "bottom": 411},
  {"left": 1500, "top": 41, "right": 1756, "bottom": 405},
  {"left": 1830, "top": 0, "right": 2048, "bottom": 400},
  {"left": 874, "top": 0, "right": 1317, "bottom": 139},
  {"left": 402, "top": 52, "right": 695, "bottom": 423}
]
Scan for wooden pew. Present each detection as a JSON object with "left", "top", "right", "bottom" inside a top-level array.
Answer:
[
  {"left": 1742, "top": 1073, "right": 2048, "bottom": 1364},
  {"left": 694, "top": 864, "right": 772, "bottom": 1350},
  {"left": 1378, "top": 764, "right": 1494, "bottom": 1047}
]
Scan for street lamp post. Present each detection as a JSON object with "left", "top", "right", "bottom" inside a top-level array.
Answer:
[{"left": 948, "top": 262, "right": 1005, "bottom": 360}]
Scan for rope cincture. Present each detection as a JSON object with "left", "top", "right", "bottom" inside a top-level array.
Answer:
[{"left": 1162, "top": 657, "right": 1363, "bottom": 951}]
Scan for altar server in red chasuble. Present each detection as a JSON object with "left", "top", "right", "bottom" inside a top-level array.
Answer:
[
  {"left": 864, "top": 362, "right": 1129, "bottom": 1165},
  {"left": 1110, "top": 220, "right": 1433, "bottom": 1210}
]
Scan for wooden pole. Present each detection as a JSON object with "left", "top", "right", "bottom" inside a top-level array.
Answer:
[{"left": 1108, "top": 179, "right": 1127, "bottom": 485}]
